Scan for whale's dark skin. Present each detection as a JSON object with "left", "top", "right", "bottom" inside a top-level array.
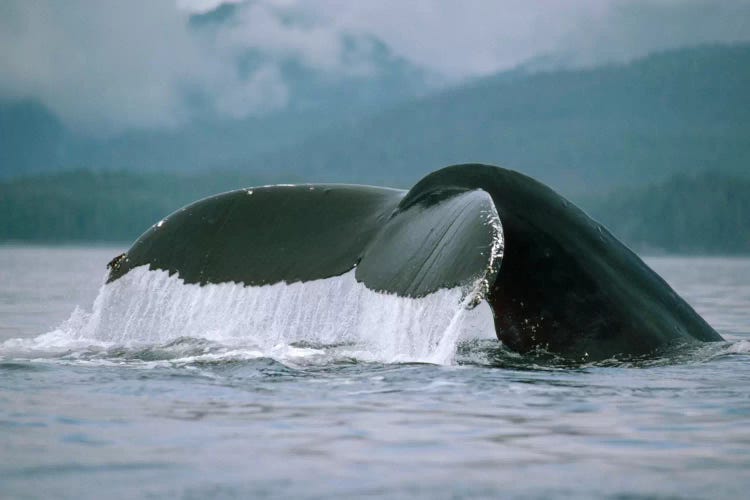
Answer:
[
  {"left": 402, "top": 165, "right": 723, "bottom": 359},
  {"left": 108, "top": 164, "right": 723, "bottom": 360}
]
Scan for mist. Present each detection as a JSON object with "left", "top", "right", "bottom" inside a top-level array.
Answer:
[{"left": 1, "top": 0, "right": 749, "bottom": 134}]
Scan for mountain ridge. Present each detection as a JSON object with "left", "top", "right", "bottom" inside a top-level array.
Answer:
[
  {"left": 2, "top": 43, "right": 748, "bottom": 196},
  {"left": 244, "top": 43, "right": 750, "bottom": 194}
]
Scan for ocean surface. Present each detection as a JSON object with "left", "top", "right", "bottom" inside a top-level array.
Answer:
[{"left": 1, "top": 245, "right": 749, "bottom": 499}]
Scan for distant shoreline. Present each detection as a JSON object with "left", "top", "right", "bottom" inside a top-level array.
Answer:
[{"left": 1, "top": 241, "right": 748, "bottom": 259}]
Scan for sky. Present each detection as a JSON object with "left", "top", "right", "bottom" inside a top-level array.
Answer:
[{"left": 1, "top": 0, "right": 749, "bottom": 134}]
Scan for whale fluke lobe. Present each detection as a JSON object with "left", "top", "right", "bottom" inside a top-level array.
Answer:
[
  {"left": 108, "top": 164, "right": 723, "bottom": 360},
  {"left": 355, "top": 189, "right": 502, "bottom": 297},
  {"left": 107, "top": 185, "right": 405, "bottom": 286}
]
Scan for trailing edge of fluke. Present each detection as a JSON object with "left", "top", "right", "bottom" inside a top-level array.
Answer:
[{"left": 107, "top": 164, "right": 723, "bottom": 360}]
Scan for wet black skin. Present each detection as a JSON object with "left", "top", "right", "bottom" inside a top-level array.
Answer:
[
  {"left": 108, "top": 164, "right": 723, "bottom": 360},
  {"left": 402, "top": 165, "right": 722, "bottom": 359}
]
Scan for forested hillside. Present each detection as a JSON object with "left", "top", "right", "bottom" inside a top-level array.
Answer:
[
  {"left": 250, "top": 44, "right": 750, "bottom": 193},
  {"left": 2, "top": 44, "right": 748, "bottom": 196},
  {"left": 2, "top": 44, "right": 749, "bottom": 251},
  {"left": 584, "top": 173, "right": 750, "bottom": 254},
  {"left": 0, "top": 170, "right": 277, "bottom": 242}
]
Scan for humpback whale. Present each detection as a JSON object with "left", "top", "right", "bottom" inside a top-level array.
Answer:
[{"left": 107, "top": 164, "right": 723, "bottom": 360}]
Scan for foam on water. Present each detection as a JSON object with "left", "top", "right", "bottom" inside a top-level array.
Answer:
[{"left": 2, "top": 266, "right": 496, "bottom": 366}]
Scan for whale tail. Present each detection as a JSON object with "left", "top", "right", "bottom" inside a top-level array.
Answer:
[{"left": 107, "top": 164, "right": 722, "bottom": 360}]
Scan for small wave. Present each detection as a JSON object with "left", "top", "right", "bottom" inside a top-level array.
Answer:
[
  {"left": 721, "top": 339, "right": 750, "bottom": 354},
  {"left": 454, "top": 337, "right": 750, "bottom": 370}
]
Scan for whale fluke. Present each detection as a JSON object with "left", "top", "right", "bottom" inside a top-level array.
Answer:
[{"left": 108, "top": 164, "right": 723, "bottom": 360}]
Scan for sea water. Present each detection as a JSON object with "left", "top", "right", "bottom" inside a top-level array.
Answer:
[{"left": 1, "top": 245, "right": 749, "bottom": 499}]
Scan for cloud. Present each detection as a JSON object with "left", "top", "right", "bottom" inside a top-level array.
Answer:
[
  {"left": 281, "top": 0, "right": 750, "bottom": 75},
  {"left": 1, "top": 0, "right": 748, "bottom": 134},
  {"left": 0, "top": 0, "right": 294, "bottom": 134},
  {"left": 558, "top": 0, "right": 750, "bottom": 66},
  {"left": 213, "top": 64, "right": 289, "bottom": 118},
  {"left": 0, "top": 1, "right": 208, "bottom": 132}
]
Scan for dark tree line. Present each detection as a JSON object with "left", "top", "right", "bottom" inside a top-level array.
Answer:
[
  {"left": 2, "top": 169, "right": 749, "bottom": 254},
  {"left": 582, "top": 173, "right": 750, "bottom": 254}
]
